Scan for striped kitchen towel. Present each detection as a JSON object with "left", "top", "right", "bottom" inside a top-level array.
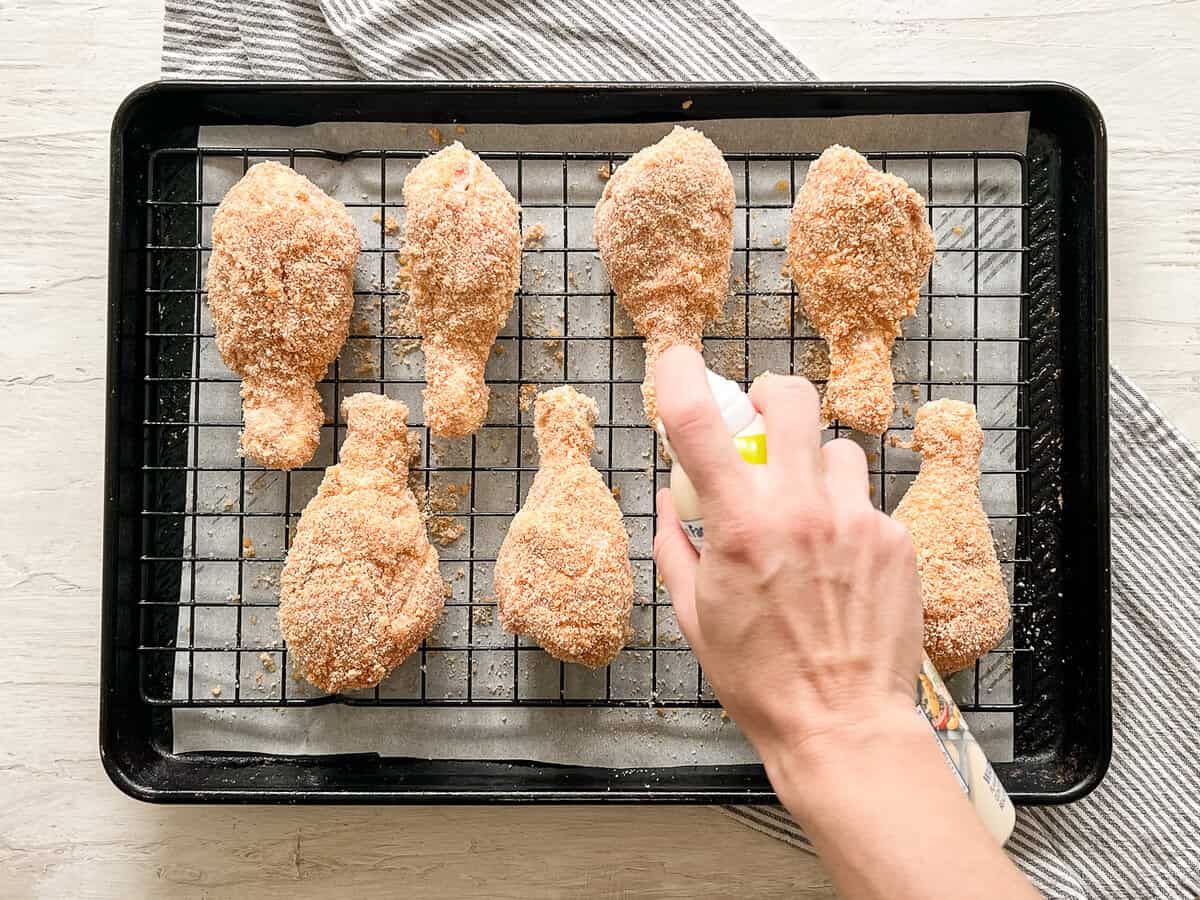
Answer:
[
  {"left": 163, "top": 0, "right": 813, "bottom": 81},
  {"left": 163, "top": 5, "right": 1198, "bottom": 897}
]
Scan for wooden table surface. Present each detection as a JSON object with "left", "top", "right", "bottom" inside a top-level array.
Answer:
[{"left": 2, "top": 1, "right": 1196, "bottom": 896}]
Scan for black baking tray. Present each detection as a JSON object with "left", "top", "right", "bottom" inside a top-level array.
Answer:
[{"left": 102, "top": 81, "right": 1109, "bottom": 804}]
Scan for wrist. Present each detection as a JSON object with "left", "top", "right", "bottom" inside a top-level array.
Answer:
[
  {"left": 759, "top": 704, "right": 933, "bottom": 816},
  {"left": 758, "top": 703, "right": 1033, "bottom": 900}
]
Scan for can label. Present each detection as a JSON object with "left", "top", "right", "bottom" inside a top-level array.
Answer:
[
  {"left": 915, "top": 659, "right": 1013, "bottom": 836},
  {"left": 681, "top": 518, "right": 705, "bottom": 551},
  {"left": 734, "top": 432, "right": 767, "bottom": 464}
]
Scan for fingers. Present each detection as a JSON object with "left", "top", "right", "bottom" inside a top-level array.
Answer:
[
  {"left": 821, "top": 438, "right": 871, "bottom": 503},
  {"left": 749, "top": 373, "right": 822, "bottom": 485},
  {"left": 653, "top": 489, "right": 701, "bottom": 648},
  {"left": 654, "top": 346, "right": 747, "bottom": 513},
  {"left": 653, "top": 489, "right": 698, "bottom": 603}
]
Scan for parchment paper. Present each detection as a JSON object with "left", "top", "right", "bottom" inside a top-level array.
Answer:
[{"left": 173, "top": 111, "right": 1028, "bottom": 767}]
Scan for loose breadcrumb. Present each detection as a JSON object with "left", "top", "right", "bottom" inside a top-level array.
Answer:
[
  {"left": 522, "top": 223, "right": 547, "bottom": 247},
  {"left": 454, "top": 124, "right": 466, "bottom": 135},
  {"left": 796, "top": 340, "right": 830, "bottom": 384},
  {"left": 348, "top": 341, "right": 378, "bottom": 378},
  {"left": 260, "top": 652, "right": 277, "bottom": 673},
  {"left": 425, "top": 481, "right": 464, "bottom": 514},
  {"left": 518, "top": 383, "right": 538, "bottom": 412},
  {"left": 211, "top": 685, "right": 222, "bottom": 697},
  {"left": 681, "top": 99, "right": 693, "bottom": 110},
  {"left": 253, "top": 569, "right": 279, "bottom": 589},
  {"left": 427, "top": 126, "right": 443, "bottom": 145},
  {"left": 390, "top": 338, "right": 421, "bottom": 365},
  {"left": 242, "top": 537, "right": 255, "bottom": 559},
  {"left": 597, "top": 163, "right": 612, "bottom": 181},
  {"left": 706, "top": 341, "right": 745, "bottom": 382},
  {"left": 383, "top": 215, "right": 400, "bottom": 235},
  {"left": 386, "top": 296, "right": 416, "bottom": 333},
  {"left": 428, "top": 515, "right": 465, "bottom": 545},
  {"left": 390, "top": 250, "right": 413, "bottom": 292}
]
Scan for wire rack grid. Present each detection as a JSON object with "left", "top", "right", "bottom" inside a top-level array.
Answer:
[{"left": 137, "top": 143, "right": 1032, "bottom": 722}]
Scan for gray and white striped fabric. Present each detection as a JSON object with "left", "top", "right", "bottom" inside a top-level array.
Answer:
[
  {"left": 163, "top": 5, "right": 1197, "bottom": 897},
  {"left": 163, "top": 0, "right": 813, "bottom": 81}
]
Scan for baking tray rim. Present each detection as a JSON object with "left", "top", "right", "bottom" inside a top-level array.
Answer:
[{"left": 102, "top": 79, "right": 1110, "bottom": 805}]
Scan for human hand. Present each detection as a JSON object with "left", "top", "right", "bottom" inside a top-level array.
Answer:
[{"left": 652, "top": 346, "right": 924, "bottom": 768}]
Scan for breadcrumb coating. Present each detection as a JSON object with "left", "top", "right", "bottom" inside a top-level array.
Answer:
[
  {"left": 207, "top": 161, "right": 360, "bottom": 469},
  {"left": 494, "top": 386, "right": 634, "bottom": 667},
  {"left": 893, "top": 400, "right": 1009, "bottom": 674},
  {"left": 278, "top": 393, "right": 445, "bottom": 693},
  {"left": 594, "top": 127, "right": 735, "bottom": 422},
  {"left": 403, "top": 142, "right": 521, "bottom": 437},
  {"left": 787, "top": 146, "right": 934, "bottom": 434}
]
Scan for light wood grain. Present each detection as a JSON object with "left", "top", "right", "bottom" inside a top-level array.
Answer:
[
  {"left": 2, "top": 0, "right": 1197, "bottom": 896},
  {"left": 743, "top": 0, "right": 1200, "bottom": 436}
]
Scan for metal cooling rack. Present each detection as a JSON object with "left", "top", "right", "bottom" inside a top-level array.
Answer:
[{"left": 138, "top": 145, "right": 1032, "bottom": 719}]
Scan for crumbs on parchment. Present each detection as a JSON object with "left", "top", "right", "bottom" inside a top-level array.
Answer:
[
  {"left": 518, "top": 383, "right": 538, "bottom": 412},
  {"left": 428, "top": 515, "right": 465, "bottom": 546},
  {"left": 522, "top": 223, "right": 547, "bottom": 248}
]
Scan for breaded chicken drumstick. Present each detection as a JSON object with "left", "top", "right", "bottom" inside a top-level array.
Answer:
[
  {"left": 207, "top": 161, "right": 360, "bottom": 469},
  {"left": 893, "top": 399, "right": 1009, "bottom": 673},
  {"left": 595, "top": 126, "right": 735, "bottom": 422},
  {"left": 403, "top": 142, "right": 521, "bottom": 437},
  {"left": 279, "top": 393, "right": 445, "bottom": 692},
  {"left": 494, "top": 386, "right": 634, "bottom": 667},
  {"left": 788, "top": 146, "right": 935, "bottom": 434}
]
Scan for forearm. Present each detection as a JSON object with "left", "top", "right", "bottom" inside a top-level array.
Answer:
[{"left": 761, "top": 710, "right": 1039, "bottom": 900}]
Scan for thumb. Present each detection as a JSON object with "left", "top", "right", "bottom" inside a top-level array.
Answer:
[{"left": 654, "top": 489, "right": 702, "bottom": 650}]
